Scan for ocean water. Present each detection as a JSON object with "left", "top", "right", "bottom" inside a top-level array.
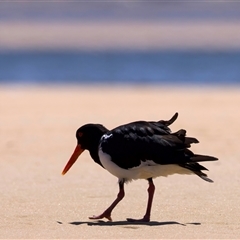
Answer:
[{"left": 0, "top": 50, "right": 239, "bottom": 86}]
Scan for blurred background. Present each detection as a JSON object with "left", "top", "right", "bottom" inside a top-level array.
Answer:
[
  {"left": 1, "top": 4, "right": 240, "bottom": 238},
  {"left": 0, "top": 1, "right": 240, "bottom": 85}
]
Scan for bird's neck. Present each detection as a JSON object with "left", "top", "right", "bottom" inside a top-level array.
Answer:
[
  {"left": 88, "top": 126, "right": 108, "bottom": 168},
  {"left": 89, "top": 148, "right": 104, "bottom": 167}
]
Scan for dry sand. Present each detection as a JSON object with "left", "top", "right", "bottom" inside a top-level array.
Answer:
[
  {"left": 0, "top": 85, "right": 240, "bottom": 239},
  {"left": 1, "top": 21, "right": 240, "bottom": 51}
]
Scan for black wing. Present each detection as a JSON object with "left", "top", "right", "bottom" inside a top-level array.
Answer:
[{"left": 100, "top": 120, "right": 198, "bottom": 169}]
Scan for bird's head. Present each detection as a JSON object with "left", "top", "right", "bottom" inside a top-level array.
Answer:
[{"left": 62, "top": 124, "right": 107, "bottom": 175}]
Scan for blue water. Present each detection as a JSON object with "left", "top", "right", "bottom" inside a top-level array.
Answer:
[{"left": 0, "top": 51, "right": 240, "bottom": 85}]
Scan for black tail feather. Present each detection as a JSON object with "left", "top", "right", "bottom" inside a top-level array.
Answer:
[
  {"left": 185, "top": 137, "right": 199, "bottom": 144},
  {"left": 194, "top": 171, "right": 214, "bottom": 183},
  {"left": 191, "top": 155, "right": 218, "bottom": 162},
  {"left": 158, "top": 112, "right": 217, "bottom": 183},
  {"left": 171, "top": 129, "right": 199, "bottom": 146},
  {"left": 180, "top": 153, "right": 218, "bottom": 183},
  {"left": 180, "top": 162, "right": 214, "bottom": 183},
  {"left": 173, "top": 129, "right": 186, "bottom": 137},
  {"left": 159, "top": 112, "right": 178, "bottom": 127}
]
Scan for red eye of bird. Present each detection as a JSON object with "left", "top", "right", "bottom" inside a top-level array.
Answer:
[{"left": 78, "top": 132, "right": 83, "bottom": 137}]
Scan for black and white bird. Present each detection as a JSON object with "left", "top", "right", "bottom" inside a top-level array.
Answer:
[{"left": 62, "top": 113, "right": 218, "bottom": 222}]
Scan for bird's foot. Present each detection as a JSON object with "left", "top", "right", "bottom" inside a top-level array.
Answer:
[
  {"left": 89, "top": 211, "right": 112, "bottom": 222},
  {"left": 126, "top": 215, "right": 150, "bottom": 223}
]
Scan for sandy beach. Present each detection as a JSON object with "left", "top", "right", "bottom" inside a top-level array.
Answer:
[
  {"left": 1, "top": 21, "right": 240, "bottom": 51},
  {"left": 0, "top": 85, "right": 239, "bottom": 238}
]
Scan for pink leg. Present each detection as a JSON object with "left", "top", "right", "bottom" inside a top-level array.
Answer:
[
  {"left": 89, "top": 181, "right": 125, "bottom": 221},
  {"left": 127, "top": 178, "right": 155, "bottom": 222}
]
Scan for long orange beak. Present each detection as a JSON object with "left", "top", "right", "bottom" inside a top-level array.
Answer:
[{"left": 62, "top": 144, "right": 84, "bottom": 175}]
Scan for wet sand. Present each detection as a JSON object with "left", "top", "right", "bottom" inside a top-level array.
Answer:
[{"left": 0, "top": 85, "right": 240, "bottom": 238}]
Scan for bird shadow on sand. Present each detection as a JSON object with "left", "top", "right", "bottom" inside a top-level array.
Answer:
[{"left": 62, "top": 220, "right": 201, "bottom": 227}]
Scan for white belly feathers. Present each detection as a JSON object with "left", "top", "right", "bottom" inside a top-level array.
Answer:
[{"left": 98, "top": 148, "right": 192, "bottom": 182}]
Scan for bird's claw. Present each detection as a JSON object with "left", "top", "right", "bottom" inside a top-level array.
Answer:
[{"left": 89, "top": 212, "right": 112, "bottom": 222}]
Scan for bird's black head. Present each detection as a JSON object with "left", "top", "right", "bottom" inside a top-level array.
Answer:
[
  {"left": 76, "top": 123, "right": 108, "bottom": 150},
  {"left": 62, "top": 123, "right": 108, "bottom": 175}
]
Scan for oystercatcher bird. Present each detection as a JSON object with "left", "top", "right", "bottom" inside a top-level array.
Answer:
[{"left": 62, "top": 112, "right": 218, "bottom": 222}]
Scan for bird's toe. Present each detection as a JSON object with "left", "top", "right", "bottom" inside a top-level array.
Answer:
[{"left": 89, "top": 213, "right": 112, "bottom": 222}]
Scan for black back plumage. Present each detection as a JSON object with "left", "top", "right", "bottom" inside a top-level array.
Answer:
[{"left": 100, "top": 112, "right": 218, "bottom": 181}]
